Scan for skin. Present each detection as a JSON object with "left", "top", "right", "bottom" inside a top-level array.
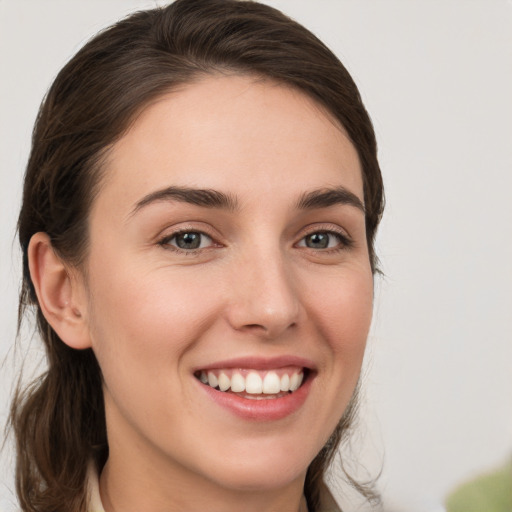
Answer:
[{"left": 30, "top": 75, "right": 373, "bottom": 512}]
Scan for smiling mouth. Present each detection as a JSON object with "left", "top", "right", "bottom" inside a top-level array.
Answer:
[{"left": 194, "top": 367, "right": 307, "bottom": 399}]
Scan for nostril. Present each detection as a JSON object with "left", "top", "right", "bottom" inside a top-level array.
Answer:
[
  {"left": 246, "top": 323, "right": 266, "bottom": 330},
  {"left": 238, "top": 321, "right": 297, "bottom": 338}
]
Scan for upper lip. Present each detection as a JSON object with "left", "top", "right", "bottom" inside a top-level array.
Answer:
[{"left": 193, "top": 355, "right": 316, "bottom": 372}]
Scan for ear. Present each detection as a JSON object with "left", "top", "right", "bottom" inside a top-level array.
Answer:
[{"left": 28, "top": 232, "right": 92, "bottom": 350}]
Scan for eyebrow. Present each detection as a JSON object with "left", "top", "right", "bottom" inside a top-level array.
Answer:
[
  {"left": 296, "top": 187, "right": 365, "bottom": 213},
  {"left": 130, "top": 186, "right": 239, "bottom": 216},
  {"left": 130, "top": 184, "right": 364, "bottom": 218}
]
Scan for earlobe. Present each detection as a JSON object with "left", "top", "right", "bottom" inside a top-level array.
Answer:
[{"left": 28, "top": 232, "right": 92, "bottom": 350}]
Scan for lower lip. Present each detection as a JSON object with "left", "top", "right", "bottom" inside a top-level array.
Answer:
[{"left": 197, "top": 374, "right": 313, "bottom": 421}]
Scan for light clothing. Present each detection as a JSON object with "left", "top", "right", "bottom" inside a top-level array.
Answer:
[
  {"left": 87, "top": 466, "right": 342, "bottom": 512},
  {"left": 87, "top": 467, "right": 105, "bottom": 512}
]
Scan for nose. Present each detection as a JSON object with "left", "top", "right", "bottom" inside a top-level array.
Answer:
[{"left": 225, "top": 250, "right": 301, "bottom": 339}]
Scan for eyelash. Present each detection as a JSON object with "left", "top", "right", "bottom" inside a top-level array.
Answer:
[
  {"left": 296, "top": 227, "right": 353, "bottom": 252},
  {"left": 157, "top": 227, "right": 353, "bottom": 254},
  {"left": 158, "top": 229, "right": 219, "bottom": 255}
]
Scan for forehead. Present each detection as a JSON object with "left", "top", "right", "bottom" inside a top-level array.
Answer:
[{"left": 95, "top": 75, "right": 363, "bottom": 216}]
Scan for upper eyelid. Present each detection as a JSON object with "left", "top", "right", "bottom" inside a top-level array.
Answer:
[
  {"left": 294, "top": 225, "right": 355, "bottom": 251},
  {"left": 296, "top": 223, "right": 352, "bottom": 240},
  {"left": 155, "top": 222, "right": 353, "bottom": 245},
  {"left": 157, "top": 223, "right": 220, "bottom": 241}
]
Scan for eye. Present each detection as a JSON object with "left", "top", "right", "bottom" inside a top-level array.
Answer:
[
  {"left": 161, "top": 231, "right": 214, "bottom": 251},
  {"left": 297, "top": 231, "right": 347, "bottom": 250}
]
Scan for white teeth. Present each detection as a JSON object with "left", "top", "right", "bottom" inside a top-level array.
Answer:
[
  {"left": 230, "top": 372, "right": 245, "bottom": 393},
  {"left": 289, "top": 372, "right": 302, "bottom": 392},
  {"left": 245, "top": 372, "right": 263, "bottom": 394},
  {"left": 199, "top": 369, "right": 305, "bottom": 395},
  {"left": 262, "top": 371, "right": 281, "bottom": 394},
  {"left": 218, "top": 372, "right": 230, "bottom": 392},
  {"left": 207, "top": 371, "right": 218, "bottom": 388}
]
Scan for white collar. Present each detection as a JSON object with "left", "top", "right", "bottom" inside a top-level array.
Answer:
[{"left": 87, "top": 463, "right": 106, "bottom": 512}]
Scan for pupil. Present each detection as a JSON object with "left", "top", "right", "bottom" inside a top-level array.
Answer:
[
  {"left": 177, "top": 232, "right": 201, "bottom": 249},
  {"left": 307, "top": 232, "right": 329, "bottom": 249}
]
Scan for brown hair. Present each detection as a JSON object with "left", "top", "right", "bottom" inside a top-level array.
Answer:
[{"left": 12, "top": 1, "right": 384, "bottom": 510}]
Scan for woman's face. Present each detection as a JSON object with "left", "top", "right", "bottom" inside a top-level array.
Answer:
[{"left": 80, "top": 75, "right": 373, "bottom": 496}]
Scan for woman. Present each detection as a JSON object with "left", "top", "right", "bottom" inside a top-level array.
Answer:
[{"left": 11, "top": 0, "right": 384, "bottom": 511}]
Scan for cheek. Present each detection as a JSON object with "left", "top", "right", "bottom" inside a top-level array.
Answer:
[
  {"left": 84, "top": 265, "right": 230, "bottom": 444},
  {"left": 85, "top": 263, "right": 224, "bottom": 384},
  {"left": 293, "top": 267, "right": 373, "bottom": 452},
  {"left": 306, "top": 267, "right": 373, "bottom": 372}
]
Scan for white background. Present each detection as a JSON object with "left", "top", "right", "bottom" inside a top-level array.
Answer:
[{"left": 1, "top": 1, "right": 511, "bottom": 511}]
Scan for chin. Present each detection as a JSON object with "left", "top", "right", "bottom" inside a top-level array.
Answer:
[
  {"left": 196, "top": 441, "right": 314, "bottom": 492},
  {"left": 212, "top": 462, "right": 307, "bottom": 493}
]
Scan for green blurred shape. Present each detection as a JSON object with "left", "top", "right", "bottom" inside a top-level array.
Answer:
[{"left": 445, "top": 460, "right": 512, "bottom": 512}]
